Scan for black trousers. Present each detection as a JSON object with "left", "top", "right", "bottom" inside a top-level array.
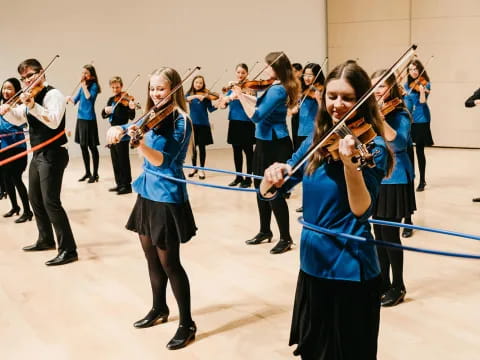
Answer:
[
  {"left": 110, "top": 141, "right": 132, "bottom": 187},
  {"left": 29, "top": 147, "right": 76, "bottom": 251}
]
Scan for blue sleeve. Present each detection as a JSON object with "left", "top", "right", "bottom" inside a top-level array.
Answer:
[
  {"left": 73, "top": 89, "right": 81, "bottom": 104},
  {"left": 388, "top": 112, "right": 410, "bottom": 152},
  {"left": 281, "top": 134, "right": 313, "bottom": 191},
  {"left": 159, "top": 114, "right": 189, "bottom": 169},
  {"left": 89, "top": 83, "right": 99, "bottom": 100},
  {"left": 250, "top": 86, "right": 286, "bottom": 124},
  {"left": 206, "top": 99, "right": 217, "bottom": 113}
]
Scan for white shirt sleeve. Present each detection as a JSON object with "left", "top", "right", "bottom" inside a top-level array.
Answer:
[
  {"left": 3, "top": 104, "right": 28, "bottom": 126},
  {"left": 27, "top": 88, "right": 66, "bottom": 129}
]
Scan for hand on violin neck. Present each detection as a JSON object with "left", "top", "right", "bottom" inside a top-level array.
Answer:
[
  {"left": 66, "top": 96, "right": 74, "bottom": 104},
  {"left": 19, "top": 93, "right": 35, "bottom": 109},
  {"left": 260, "top": 162, "right": 292, "bottom": 198}
]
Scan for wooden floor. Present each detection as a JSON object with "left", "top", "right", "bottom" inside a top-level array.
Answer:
[{"left": 1, "top": 147, "right": 479, "bottom": 360}]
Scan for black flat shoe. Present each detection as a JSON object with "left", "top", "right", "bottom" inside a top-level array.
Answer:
[
  {"left": 270, "top": 238, "right": 293, "bottom": 254},
  {"left": 88, "top": 175, "right": 99, "bottom": 183},
  {"left": 166, "top": 322, "right": 196, "bottom": 350},
  {"left": 45, "top": 250, "right": 78, "bottom": 266},
  {"left": 108, "top": 186, "right": 119, "bottom": 192},
  {"left": 402, "top": 227, "right": 413, "bottom": 238},
  {"left": 23, "top": 242, "right": 56, "bottom": 251},
  {"left": 416, "top": 182, "right": 426, "bottom": 192},
  {"left": 188, "top": 170, "right": 198, "bottom": 178},
  {"left": 239, "top": 178, "right": 252, "bottom": 188},
  {"left": 245, "top": 232, "right": 273, "bottom": 245},
  {"left": 295, "top": 206, "right": 303, "bottom": 213},
  {"left": 228, "top": 177, "right": 243, "bottom": 187},
  {"left": 133, "top": 308, "right": 169, "bottom": 328},
  {"left": 78, "top": 174, "right": 91, "bottom": 182},
  {"left": 3, "top": 207, "right": 20, "bottom": 217},
  {"left": 15, "top": 212, "right": 33, "bottom": 223},
  {"left": 472, "top": 197, "right": 480, "bottom": 202},
  {"left": 117, "top": 186, "right": 132, "bottom": 195},
  {"left": 381, "top": 287, "right": 406, "bottom": 307}
]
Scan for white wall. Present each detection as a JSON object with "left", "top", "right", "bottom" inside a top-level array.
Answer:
[{"left": 1, "top": 0, "right": 327, "bottom": 157}]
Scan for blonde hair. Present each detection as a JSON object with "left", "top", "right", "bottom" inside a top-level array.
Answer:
[
  {"left": 145, "top": 67, "right": 187, "bottom": 113},
  {"left": 109, "top": 76, "right": 123, "bottom": 86}
]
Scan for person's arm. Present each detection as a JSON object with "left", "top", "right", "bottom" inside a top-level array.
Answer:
[
  {"left": 382, "top": 118, "right": 397, "bottom": 142},
  {"left": 0, "top": 104, "right": 28, "bottom": 126},
  {"left": 81, "top": 82, "right": 91, "bottom": 99},
  {"left": 232, "top": 86, "right": 257, "bottom": 118},
  {"left": 26, "top": 89, "right": 66, "bottom": 129},
  {"left": 465, "top": 88, "right": 480, "bottom": 108},
  {"left": 386, "top": 112, "right": 410, "bottom": 151}
]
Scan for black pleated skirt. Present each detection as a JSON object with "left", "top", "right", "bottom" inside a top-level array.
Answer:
[
  {"left": 126, "top": 195, "right": 197, "bottom": 250},
  {"left": 75, "top": 118, "right": 100, "bottom": 146},
  {"left": 227, "top": 120, "right": 255, "bottom": 145},
  {"left": 252, "top": 136, "right": 293, "bottom": 187},
  {"left": 193, "top": 124, "right": 213, "bottom": 146},
  {"left": 289, "top": 270, "right": 381, "bottom": 359},
  {"left": 374, "top": 183, "right": 416, "bottom": 219},
  {"left": 411, "top": 122, "right": 434, "bottom": 147}
]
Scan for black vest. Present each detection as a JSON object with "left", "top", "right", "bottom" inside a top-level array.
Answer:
[{"left": 27, "top": 85, "right": 68, "bottom": 151}]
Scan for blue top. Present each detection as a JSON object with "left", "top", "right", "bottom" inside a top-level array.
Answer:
[
  {"left": 224, "top": 90, "right": 250, "bottom": 122},
  {"left": 122, "top": 110, "right": 192, "bottom": 204},
  {"left": 298, "top": 97, "right": 318, "bottom": 137},
  {"left": 382, "top": 108, "right": 414, "bottom": 185},
  {"left": 272, "top": 134, "right": 388, "bottom": 281},
  {"left": 0, "top": 115, "right": 27, "bottom": 149},
  {"left": 403, "top": 82, "right": 431, "bottom": 124},
  {"left": 73, "top": 82, "right": 99, "bottom": 121},
  {"left": 250, "top": 83, "right": 290, "bottom": 141},
  {"left": 186, "top": 94, "right": 216, "bottom": 126}
]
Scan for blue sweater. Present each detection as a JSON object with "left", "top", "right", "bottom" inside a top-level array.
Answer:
[
  {"left": 186, "top": 94, "right": 216, "bottom": 126},
  {"left": 298, "top": 97, "right": 318, "bottom": 137},
  {"left": 403, "top": 82, "right": 431, "bottom": 124},
  {"left": 224, "top": 89, "right": 250, "bottom": 121},
  {"left": 73, "top": 82, "right": 99, "bottom": 121},
  {"left": 0, "top": 115, "right": 27, "bottom": 149}
]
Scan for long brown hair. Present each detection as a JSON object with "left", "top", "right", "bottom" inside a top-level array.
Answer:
[
  {"left": 407, "top": 59, "right": 430, "bottom": 83},
  {"left": 83, "top": 64, "right": 101, "bottom": 93},
  {"left": 145, "top": 67, "right": 188, "bottom": 113},
  {"left": 186, "top": 75, "right": 206, "bottom": 95},
  {"left": 306, "top": 61, "right": 394, "bottom": 176},
  {"left": 265, "top": 52, "right": 300, "bottom": 108},
  {"left": 371, "top": 69, "right": 406, "bottom": 108}
]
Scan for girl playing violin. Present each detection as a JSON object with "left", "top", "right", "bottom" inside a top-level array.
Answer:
[
  {"left": 218, "top": 63, "right": 256, "bottom": 188},
  {"left": 101, "top": 76, "right": 136, "bottom": 194},
  {"left": 66, "top": 64, "right": 101, "bottom": 183},
  {"left": 232, "top": 52, "right": 299, "bottom": 254},
  {"left": 106, "top": 67, "right": 197, "bottom": 350},
  {"left": 290, "top": 63, "right": 303, "bottom": 151},
  {"left": 403, "top": 59, "right": 434, "bottom": 192},
  {"left": 371, "top": 69, "right": 416, "bottom": 307},
  {"left": 0, "top": 77, "right": 33, "bottom": 223},
  {"left": 185, "top": 75, "right": 217, "bottom": 180},
  {"left": 260, "top": 60, "right": 393, "bottom": 359}
]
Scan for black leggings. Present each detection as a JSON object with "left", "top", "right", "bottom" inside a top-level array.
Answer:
[
  {"left": 415, "top": 144, "right": 426, "bottom": 183},
  {"left": 191, "top": 144, "right": 206, "bottom": 167},
  {"left": 232, "top": 144, "right": 253, "bottom": 179},
  {"left": 139, "top": 235, "right": 193, "bottom": 326},
  {"left": 5, "top": 170, "right": 30, "bottom": 213},
  {"left": 373, "top": 217, "right": 405, "bottom": 291},
  {"left": 80, "top": 144, "right": 99, "bottom": 176}
]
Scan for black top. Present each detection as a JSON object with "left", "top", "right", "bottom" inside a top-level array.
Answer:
[
  {"left": 101, "top": 96, "right": 136, "bottom": 126},
  {"left": 465, "top": 88, "right": 480, "bottom": 108}
]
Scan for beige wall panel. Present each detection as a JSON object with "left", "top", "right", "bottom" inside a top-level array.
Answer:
[
  {"left": 412, "top": 0, "right": 480, "bottom": 18},
  {"left": 411, "top": 17, "right": 480, "bottom": 45},
  {"left": 328, "top": 0, "right": 409, "bottom": 23}
]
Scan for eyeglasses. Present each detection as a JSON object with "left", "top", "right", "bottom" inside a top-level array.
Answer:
[
  {"left": 302, "top": 74, "right": 315, "bottom": 78},
  {"left": 20, "top": 72, "right": 39, "bottom": 82}
]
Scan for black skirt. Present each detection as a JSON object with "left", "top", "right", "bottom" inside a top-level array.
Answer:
[
  {"left": 227, "top": 120, "right": 255, "bottom": 145},
  {"left": 75, "top": 118, "right": 100, "bottom": 146},
  {"left": 411, "top": 122, "right": 434, "bottom": 146},
  {"left": 374, "top": 183, "right": 416, "bottom": 219},
  {"left": 253, "top": 136, "right": 293, "bottom": 187},
  {"left": 289, "top": 270, "right": 381, "bottom": 359},
  {"left": 126, "top": 195, "right": 197, "bottom": 250},
  {"left": 193, "top": 124, "right": 213, "bottom": 146}
]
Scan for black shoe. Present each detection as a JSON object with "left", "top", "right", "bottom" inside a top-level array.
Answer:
[
  {"left": 78, "top": 173, "right": 91, "bottom": 182},
  {"left": 15, "top": 212, "right": 33, "bottom": 223},
  {"left": 23, "top": 242, "right": 56, "bottom": 251},
  {"left": 402, "top": 227, "right": 413, "bottom": 238},
  {"left": 0, "top": 192, "right": 7, "bottom": 199},
  {"left": 133, "top": 308, "right": 169, "bottom": 328},
  {"left": 473, "top": 197, "right": 480, "bottom": 202},
  {"left": 381, "top": 287, "right": 406, "bottom": 307},
  {"left": 416, "top": 182, "right": 426, "bottom": 192},
  {"left": 109, "top": 186, "right": 119, "bottom": 192},
  {"left": 88, "top": 175, "right": 99, "bottom": 183},
  {"left": 239, "top": 178, "right": 252, "bottom": 188},
  {"left": 187, "top": 170, "right": 198, "bottom": 178},
  {"left": 3, "top": 207, "right": 20, "bottom": 217},
  {"left": 270, "top": 238, "right": 293, "bottom": 254},
  {"left": 228, "top": 177, "right": 243, "bottom": 187},
  {"left": 45, "top": 250, "right": 78, "bottom": 266},
  {"left": 117, "top": 186, "right": 132, "bottom": 195},
  {"left": 166, "top": 322, "right": 197, "bottom": 350},
  {"left": 296, "top": 206, "right": 303, "bottom": 213},
  {"left": 245, "top": 232, "right": 273, "bottom": 245}
]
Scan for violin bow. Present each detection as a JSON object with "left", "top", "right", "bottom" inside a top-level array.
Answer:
[
  {"left": 298, "top": 57, "right": 328, "bottom": 109},
  {"left": 111, "top": 74, "right": 141, "bottom": 112},
  {"left": 263, "top": 44, "right": 418, "bottom": 196},
  {"left": 207, "top": 68, "right": 228, "bottom": 94},
  {"left": 406, "top": 55, "right": 434, "bottom": 96}
]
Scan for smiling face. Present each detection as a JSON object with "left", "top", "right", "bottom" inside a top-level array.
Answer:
[
  {"left": 149, "top": 75, "right": 171, "bottom": 105},
  {"left": 303, "top": 68, "right": 315, "bottom": 86},
  {"left": 1, "top": 81, "right": 16, "bottom": 101},
  {"left": 325, "top": 78, "right": 357, "bottom": 124},
  {"left": 193, "top": 77, "right": 205, "bottom": 91},
  {"left": 110, "top": 81, "right": 122, "bottom": 96},
  {"left": 408, "top": 64, "right": 419, "bottom": 79}
]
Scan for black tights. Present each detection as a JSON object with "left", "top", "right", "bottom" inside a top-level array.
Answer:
[
  {"left": 191, "top": 145, "right": 206, "bottom": 167},
  {"left": 139, "top": 235, "right": 193, "bottom": 326},
  {"left": 232, "top": 144, "right": 253, "bottom": 179},
  {"left": 415, "top": 144, "right": 426, "bottom": 183},
  {"left": 80, "top": 144, "right": 99, "bottom": 176},
  {"left": 5, "top": 171, "right": 30, "bottom": 213},
  {"left": 373, "top": 218, "right": 405, "bottom": 291}
]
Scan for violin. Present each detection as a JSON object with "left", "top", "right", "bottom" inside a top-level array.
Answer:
[
  {"left": 113, "top": 92, "right": 141, "bottom": 109},
  {"left": 194, "top": 89, "right": 220, "bottom": 101},
  {"left": 302, "top": 84, "right": 324, "bottom": 99},
  {"left": 408, "top": 76, "right": 428, "bottom": 93},
  {"left": 222, "top": 81, "right": 256, "bottom": 95},
  {"left": 381, "top": 97, "right": 402, "bottom": 116},
  {"left": 130, "top": 102, "right": 176, "bottom": 148},
  {"left": 241, "top": 79, "right": 275, "bottom": 91}
]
